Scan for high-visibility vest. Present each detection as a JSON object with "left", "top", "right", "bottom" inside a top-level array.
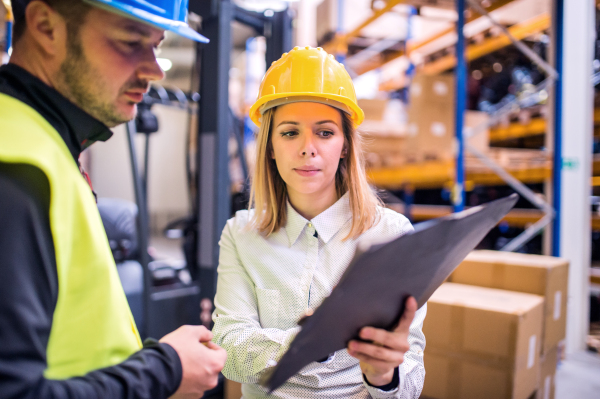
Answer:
[{"left": 0, "top": 93, "right": 142, "bottom": 379}]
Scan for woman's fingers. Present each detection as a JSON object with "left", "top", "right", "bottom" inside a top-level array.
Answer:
[
  {"left": 348, "top": 340, "right": 405, "bottom": 364},
  {"left": 359, "top": 327, "right": 392, "bottom": 348},
  {"left": 395, "top": 296, "right": 417, "bottom": 333},
  {"left": 358, "top": 326, "right": 410, "bottom": 352}
]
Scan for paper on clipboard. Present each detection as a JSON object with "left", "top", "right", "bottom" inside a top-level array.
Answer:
[{"left": 262, "top": 194, "right": 519, "bottom": 392}]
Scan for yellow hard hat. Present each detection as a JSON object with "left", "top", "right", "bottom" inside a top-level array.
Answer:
[{"left": 249, "top": 46, "right": 365, "bottom": 127}]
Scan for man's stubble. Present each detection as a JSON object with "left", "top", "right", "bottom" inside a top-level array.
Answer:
[{"left": 56, "top": 31, "right": 147, "bottom": 128}]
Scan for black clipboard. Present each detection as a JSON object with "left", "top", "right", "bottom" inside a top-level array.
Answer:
[{"left": 262, "top": 194, "right": 519, "bottom": 392}]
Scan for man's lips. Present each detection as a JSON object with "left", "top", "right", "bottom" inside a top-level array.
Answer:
[
  {"left": 123, "top": 85, "right": 149, "bottom": 103},
  {"left": 123, "top": 91, "right": 144, "bottom": 103}
]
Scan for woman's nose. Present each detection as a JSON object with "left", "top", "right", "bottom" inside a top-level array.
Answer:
[{"left": 300, "top": 133, "right": 316, "bottom": 157}]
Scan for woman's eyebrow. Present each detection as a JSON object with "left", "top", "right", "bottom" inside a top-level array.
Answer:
[
  {"left": 316, "top": 120, "right": 338, "bottom": 126},
  {"left": 277, "top": 121, "right": 300, "bottom": 127}
]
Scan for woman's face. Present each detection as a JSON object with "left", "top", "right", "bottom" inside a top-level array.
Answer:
[{"left": 271, "top": 102, "right": 346, "bottom": 203}]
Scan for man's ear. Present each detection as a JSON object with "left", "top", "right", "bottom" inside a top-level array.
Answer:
[{"left": 24, "top": 1, "right": 68, "bottom": 57}]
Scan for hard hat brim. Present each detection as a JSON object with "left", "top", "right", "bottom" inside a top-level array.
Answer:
[
  {"left": 84, "top": 0, "right": 209, "bottom": 43},
  {"left": 249, "top": 93, "right": 365, "bottom": 127}
]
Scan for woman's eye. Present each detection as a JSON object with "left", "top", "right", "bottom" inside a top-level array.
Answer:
[
  {"left": 281, "top": 130, "right": 298, "bottom": 137},
  {"left": 318, "top": 130, "right": 334, "bottom": 137}
]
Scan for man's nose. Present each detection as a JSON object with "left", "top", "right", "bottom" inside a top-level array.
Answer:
[{"left": 137, "top": 51, "right": 166, "bottom": 83}]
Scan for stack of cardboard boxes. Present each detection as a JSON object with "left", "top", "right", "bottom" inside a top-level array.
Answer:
[
  {"left": 421, "top": 250, "right": 568, "bottom": 399},
  {"left": 359, "top": 98, "right": 408, "bottom": 169},
  {"left": 360, "top": 73, "right": 552, "bottom": 172},
  {"left": 359, "top": 74, "right": 491, "bottom": 168}
]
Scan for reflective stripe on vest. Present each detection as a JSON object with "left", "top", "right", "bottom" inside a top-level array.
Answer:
[{"left": 0, "top": 93, "right": 142, "bottom": 379}]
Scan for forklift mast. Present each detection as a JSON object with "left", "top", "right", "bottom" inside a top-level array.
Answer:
[{"left": 190, "top": 0, "right": 294, "bottom": 326}]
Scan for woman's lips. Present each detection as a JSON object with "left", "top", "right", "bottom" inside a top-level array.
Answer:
[{"left": 294, "top": 168, "right": 320, "bottom": 177}]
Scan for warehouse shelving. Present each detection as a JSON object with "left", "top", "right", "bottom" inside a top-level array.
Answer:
[
  {"left": 388, "top": 203, "right": 600, "bottom": 230},
  {"left": 329, "top": 0, "right": 517, "bottom": 76},
  {"left": 420, "top": 13, "right": 550, "bottom": 75},
  {"left": 489, "top": 118, "right": 547, "bottom": 143},
  {"left": 377, "top": 13, "right": 550, "bottom": 90},
  {"left": 367, "top": 159, "right": 553, "bottom": 189},
  {"left": 489, "top": 115, "right": 600, "bottom": 144},
  {"left": 320, "top": 0, "right": 571, "bottom": 254}
]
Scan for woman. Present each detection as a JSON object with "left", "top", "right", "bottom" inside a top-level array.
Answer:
[{"left": 212, "top": 46, "right": 426, "bottom": 398}]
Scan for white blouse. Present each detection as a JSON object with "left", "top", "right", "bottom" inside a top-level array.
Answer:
[{"left": 212, "top": 193, "right": 427, "bottom": 398}]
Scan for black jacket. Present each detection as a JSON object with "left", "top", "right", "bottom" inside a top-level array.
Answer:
[{"left": 0, "top": 64, "right": 182, "bottom": 399}]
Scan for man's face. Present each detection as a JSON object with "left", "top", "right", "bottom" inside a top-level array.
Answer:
[{"left": 55, "top": 7, "right": 165, "bottom": 127}]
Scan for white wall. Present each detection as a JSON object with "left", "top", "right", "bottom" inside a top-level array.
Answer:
[{"left": 89, "top": 105, "right": 192, "bottom": 232}]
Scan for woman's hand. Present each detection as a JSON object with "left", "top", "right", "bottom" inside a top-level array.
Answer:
[{"left": 347, "top": 296, "right": 418, "bottom": 386}]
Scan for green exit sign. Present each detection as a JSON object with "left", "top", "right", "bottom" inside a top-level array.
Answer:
[{"left": 562, "top": 157, "right": 579, "bottom": 170}]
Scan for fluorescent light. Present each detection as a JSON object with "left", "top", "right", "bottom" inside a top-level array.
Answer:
[{"left": 157, "top": 58, "right": 173, "bottom": 72}]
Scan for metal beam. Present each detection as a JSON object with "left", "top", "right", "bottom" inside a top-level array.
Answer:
[
  {"left": 558, "top": 0, "right": 594, "bottom": 353},
  {"left": 233, "top": 5, "right": 265, "bottom": 34},
  {"left": 265, "top": 8, "right": 294, "bottom": 67},
  {"left": 453, "top": 0, "right": 466, "bottom": 212},
  {"left": 196, "top": 0, "right": 233, "bottom": 324}
]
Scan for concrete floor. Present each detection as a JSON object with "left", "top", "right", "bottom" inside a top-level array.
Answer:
[{"left": 555, "top": 350, "right": 600, "bottom": 399}]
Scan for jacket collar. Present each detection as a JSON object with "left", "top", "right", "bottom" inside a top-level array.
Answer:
[
  {"left": 0, "top": 64, "right": 113, "bottom": 164},
  {"left": 285, "top": 192, "right": 352, "bottom": 246}
]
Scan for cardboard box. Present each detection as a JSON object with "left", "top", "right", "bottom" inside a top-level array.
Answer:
[
  {"left": 362, "top": 135, "right": 407, "bottom": 168},
  {"left": 315, "top": 0, "right": 336, "bottom": 45},
  {"left": 358, "top": 98, "right": 408, "bottom": 168},
  {"left": 406, "top": 74, "right": 489, "bottom": 162},
  {"left": 422, "top": 283, "right": 544, "bottom": 399},
  {"left": 358, "top": 98, "right": 389, "bottom": 121},
  {"left": 536, "top": 346, "right": 558, "bottom": 399},
  {"left": 450, "top": 250, "right": 569, "bottom": 355},
  {"left": 464, "top": 110, "right": 491, "bottom": 155}
]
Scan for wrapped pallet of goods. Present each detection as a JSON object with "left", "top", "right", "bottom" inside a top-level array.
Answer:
[
  {"left": 422, "top": 283, "right": 544, "bottom": 399},
  {"left": 406, "top": 74, "right": 489, "bottom": 163},
  {"left": 465, "top": 148, "right": 552, "bottom": 173}
]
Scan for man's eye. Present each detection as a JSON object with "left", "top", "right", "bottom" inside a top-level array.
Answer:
[{"left": 123, "top": 41, "right": 142, "bottom": 50}]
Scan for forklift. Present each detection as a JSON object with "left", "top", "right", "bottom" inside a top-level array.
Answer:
[{"left": 98, "top": 1, "right": 293, "bottom": 397}]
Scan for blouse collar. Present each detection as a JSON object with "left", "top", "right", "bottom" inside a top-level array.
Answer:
[{"left": 285, "top": 192, "right": 352, "bottom": 246}]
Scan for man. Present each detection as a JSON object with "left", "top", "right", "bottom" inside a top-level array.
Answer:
[{"left": 0, "top": 1, "right": 226, "bottom": 398}]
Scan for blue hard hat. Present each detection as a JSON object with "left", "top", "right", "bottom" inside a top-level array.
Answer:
[
  {"left": 11, "top": 0, "right": 208, "bottom": 43},
  {"left": 84, "top": 0, "right": 208, "bottom": 43}
]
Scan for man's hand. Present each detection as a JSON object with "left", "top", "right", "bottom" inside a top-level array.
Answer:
[
  {"left": 160, "top": 325, "right": 227, "bottom": 399},
  {"left": 347, "top": 296, "right": 417, "bottom": 386}
]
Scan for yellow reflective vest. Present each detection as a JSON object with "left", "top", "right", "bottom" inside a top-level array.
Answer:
[{"left": 0, "top": 93, "right": 142, "bottom": 379}]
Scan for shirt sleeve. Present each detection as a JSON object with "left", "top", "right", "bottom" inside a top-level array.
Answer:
[
  {"left": 362, "top": 304, "right": 427, "bottom": 399},
  {"left": 212, "top": 220, "right": 301, "bottom": 384},
  {"left": 0, "top": 171, "right": 182, "bottom": 399}
]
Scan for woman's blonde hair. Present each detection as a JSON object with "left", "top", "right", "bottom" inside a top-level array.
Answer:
[{"left": 249, "top": 105, "right": 382, "bottom": 239}]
